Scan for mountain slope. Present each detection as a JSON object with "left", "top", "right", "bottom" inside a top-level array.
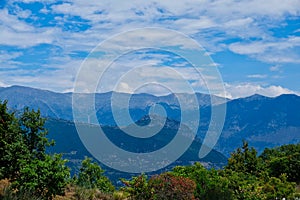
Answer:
[
  {"left": 199, "top": 94, "right": 300, "bottom": 156},
  {"left": 1, "top": 85, "right": 300, "bottom": 158},
  {"left": 45, "top": 117, "right": 227, "bottom": 183},
  {"left": 0, "top": 85, "right": 72, "bottom": 119},
  {"left": 0, "top": 85, "right": 226, "bottom": 124}
]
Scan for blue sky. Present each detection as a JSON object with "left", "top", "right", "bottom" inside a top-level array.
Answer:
[{"left": 0, "top": 0, "right": 300, "bottom": 98}]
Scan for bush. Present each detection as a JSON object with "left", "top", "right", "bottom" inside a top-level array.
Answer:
[
  {"left": 12, "top": 154, "right": 70, "bottom": 198},
  {"left": 1, "top": 186, "right": 43, "bottom": 200},
  {"left": 76, "top": 157, "right": 115, "bottom": 193},
  {"left": 121, "top": 173, "right": 196, "bottom": 200},
  {"left": 149, "top": 173, "right": 196, "bottom": 200},
  {"left": 172, "top": 163, "right": 233, "bottom": 200},
  {"left": 121, "top": 174, "right": 151, "bottom": 200}
]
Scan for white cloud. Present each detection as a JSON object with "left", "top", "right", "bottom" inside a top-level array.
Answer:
[
  {"left": 173, "top": 17, "right": 216, "bottom": 34},
  {"left": 2, "top": 0, "right": 300, "bottom": 53},
  {"left": 229, "top": 41, "right": 266, "bottom": 54},
  {"left": 0, "top": 81, "right": 10, "bottom": 87},
  {"left": 269, "top": 65, "right": 281, "bottom": 72},
  {"left": 0, "top": 9, "right": 33, "bottom": 32},
  {"left": 208, "top": 0, "right": 300, "bottom": 18},
  {"left": 223, "top": 18, "right": 254, "bottom": 28},
  {"left": 45, "top": 0, "right": 300, "bottom": 55},
  {"left": 229, "top": 36, "right": 300, "bottom": 63},
  {"left": 0, "top": 9, "right": 59, "bottom": 48},
  {"left": 0, "top": 50, "right": 23, "bottom": 62},
  {"left": 223, "top": 83, "right": 299, "bottom": 99},
  {"left": 247, "top": 74, "right": 267, "bottom": 79},
  {"left": 0, "top": 57, "right": 81, "bottom": 93}
]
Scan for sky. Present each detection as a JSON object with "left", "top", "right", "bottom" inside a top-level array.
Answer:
[{"left": 0, "top": 0, "right": 300, "bottom": 99}]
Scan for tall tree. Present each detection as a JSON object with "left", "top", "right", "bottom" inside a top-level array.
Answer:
[
  {"left": 260, "top": 143, "right": 300, "bottom": 183},
  {"left": 76, "top": 157, "right": 115, "bottom": 193},
  {"left": 20, "top": 107, "right": 54, "bottom": 159},
  {"left": 0, "top": 100, "right": 27, "bottom": 180},
  {"left": 226, "top": 140, "right": 261, "bottom": 175},
  {"left": 0, "top": 101, "right": 70, "bottom": 199}
]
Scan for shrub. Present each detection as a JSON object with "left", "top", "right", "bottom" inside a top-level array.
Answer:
[
  {"left": 172, "top": 163, "right": 233, "bottom": 200},
  {"left": 122, "top": 173, "right": 196, "bottom": 200},
  {"left": 149, "top": 173, "right": 196, "bottom": 200},
  {"left": 76, "top": 157, "right": 115, "bottom": 193},
  {"left": 121, "top": 174, "right": 151, "bottom": 200}
]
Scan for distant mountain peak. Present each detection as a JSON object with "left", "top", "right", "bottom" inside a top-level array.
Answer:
[
  {"left": 277, "top": 93, "right": 300, "bottom": 98},
  {"left": 249, "top": 93, "right": 267, "bottom": 99},
  {"left": 237, "top": 94, "right": 268, "bottom": 102}
]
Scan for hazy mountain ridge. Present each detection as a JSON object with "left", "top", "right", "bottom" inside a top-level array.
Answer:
[
  {"left": 1, "top": 85, "right": 300, "bottom": 158},
  {"left": 0, "top": 85, "right": 226, "bottom": 124}
]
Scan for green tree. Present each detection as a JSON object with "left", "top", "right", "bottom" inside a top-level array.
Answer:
[
  {"left": 262, "top": 174, "right": 296, "bottom": 200},
  {"left": 224, "top": 142, "right": 297, "bottom": 200},
  {"left": 222, "top": 170, "right": 267, "bottom": 200},
  {"left": 226, "top": 140, "right": 262, "bottom": 175},
  {"left": 20, "top": 107, "right": 54, "bottom": 159},
  {"left": 76, "top": 157, "right": 114, "bottom": 193},
  {"left": 121, "top": 174, "right": 151, "bottom": 200},
  {"left": 0, "top": 101, "right": 70, "bottom": 199},
  {"left": 171, "top": 163, "right": 208, "bottom": 198},
  {"left": 171, "top": 163, "right": 233, "bottom": 200},
  {"left": 260, "top": 143, "right": 300, "bottom": 183},
  {"left": 0, "top": 100, "right": 27, "bottom": 180},
  {"left": 13, "top": 154, "right": 69, "bottom": 199}
]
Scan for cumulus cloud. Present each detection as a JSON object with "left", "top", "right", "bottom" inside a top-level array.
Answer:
[
  {"left": 0, "top": 57, "right": 81, "bottom": 93},
  {"left": 223, "top": 83, "right": 299, "bottom": 99},
  {"left": 4, "top": 0, "right": 300, "bottom": 51},
  {"left": 0, "top": 9, "right": 58, "bottom": 48},
  {"left": 228, "top": 36, "right": 300, "bottom": 63}
]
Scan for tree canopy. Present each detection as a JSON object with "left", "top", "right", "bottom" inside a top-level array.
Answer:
[{"left": 0, "top": 100, "right": 70, "bottom": 199}]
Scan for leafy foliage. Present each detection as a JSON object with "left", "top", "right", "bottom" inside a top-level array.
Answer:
[
  {"left": 0, "top": 101, "right": 70, "bottom": 199},
  {"left": 149, "top": 173, "right": 196, "bottom": 200},
  {"left": 121, "top": 173, "right": 196, "bottom": 200},
  {"left": 20, "top": 107, "right": 54, "bottom": 159},
  {"left": 121, "top": 174, "right": 151, "bottom": 200},
  {"left": 169, "top": 141, "right": 298, "bottom": 200},
  {"left": 226, "top": 140, "right": 262, "bottom": 175},
  {"left": 260, "top": 143, "right": 300, "bottom": 183},
  {"left": 0, "top": 100, "right": 27, "bottom": 180},
  {"left": 171, "top": 162, "right": 232, "bottom": 199},
  {"left": 13, "top": 154, "right": 69, "bottom": 198},
  {"left": 76, "top": 157, "right": 115, "bottom": 193}
]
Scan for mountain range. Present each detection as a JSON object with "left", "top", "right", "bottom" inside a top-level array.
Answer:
[
  {"left": 0, "top": 85, "right": 225, "bottom": 123},
  {"left": 1, "top": 85, "right": 300, "bottom": 171}
]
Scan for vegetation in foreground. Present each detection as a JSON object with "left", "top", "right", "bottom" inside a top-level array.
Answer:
[{"left": 0, "top": 100, "right": 300, "bottom": 199}]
